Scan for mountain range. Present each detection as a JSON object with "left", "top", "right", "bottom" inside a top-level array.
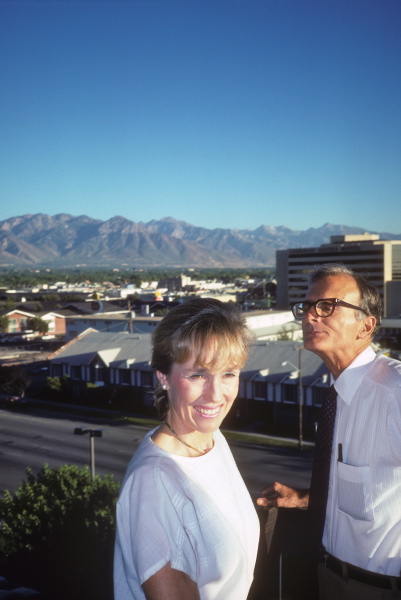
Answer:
[{"left": 0, "top": 214, "right": 399, "bottom": 268}]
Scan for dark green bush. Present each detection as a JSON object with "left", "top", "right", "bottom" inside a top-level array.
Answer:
[{"left": 0, "top": 464, "right": 120, "bottom": 600}]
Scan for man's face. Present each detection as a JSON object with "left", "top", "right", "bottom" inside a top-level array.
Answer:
[{"left": 302, "top": 274, "right": 367, "bottom": 366}]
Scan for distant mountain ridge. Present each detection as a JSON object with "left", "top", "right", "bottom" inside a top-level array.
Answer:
[{"left": 0, "top": 213, "right": 399, "bottom": 268}]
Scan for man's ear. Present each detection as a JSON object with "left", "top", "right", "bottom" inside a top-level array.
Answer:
[
  {"left": 156, "top": 371, "right": 168, "bottom": 389},
  {"left": 358, "top": 316, "right": 376, "bottom": 340}
]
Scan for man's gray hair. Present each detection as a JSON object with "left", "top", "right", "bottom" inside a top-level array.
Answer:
[{"left": 309, "top": 262, "right": 382, "bottom": 334}]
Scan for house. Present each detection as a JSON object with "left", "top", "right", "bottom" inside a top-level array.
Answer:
[
  {"left": 63, "top": 305, "right": 300, "bottom": 344},
  {"left": 48, "top": 330, "right": 155, "bottom": 407},
  {"left": 3, "top": 307, "right": 66, "bottom": 338},
  {"left": 48, "top": 332, "right": 330, "bottom": 433},
  {"left": 244, "top": 309, "right": 302, "bottom": 341},
  {"left": 1, "top": 299, "right": 128, "bottom": 341},
  {"left": 241, "top": 340, "right": 328, "bottom": 429},
  {"left": 59, "top": 300, "right": 126, "bottom": 316},
  {"left": 64, "top": 313, "right": 163, "bottom": 342}
]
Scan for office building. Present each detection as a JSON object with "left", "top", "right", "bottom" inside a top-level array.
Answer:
[{"left": 276, "top": 234, "right": 401, "bottom": 317}]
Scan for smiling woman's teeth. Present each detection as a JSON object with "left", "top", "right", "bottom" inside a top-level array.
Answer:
[{"left": 195, "top": 407, "right": 220, "bottom": 416}]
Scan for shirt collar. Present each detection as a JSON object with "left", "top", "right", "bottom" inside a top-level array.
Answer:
[{"left": 332, "top": 346, "right": 376, "bottom": 405}]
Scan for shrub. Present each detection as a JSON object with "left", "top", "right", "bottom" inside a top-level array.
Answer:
[
  {"left": 46, "top": 374, "right": 72, "bottom": 398},
  {"left": 0, "top": 464, "right": 120, "bottom": 600}
]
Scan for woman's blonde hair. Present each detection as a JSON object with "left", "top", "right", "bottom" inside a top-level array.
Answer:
[{"left": 151, "top": 298, "right": 253, "bottom": 419}]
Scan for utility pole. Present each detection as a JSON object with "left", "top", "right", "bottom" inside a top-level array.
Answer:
[
  {"left": 127, "top": 299, "right": 133, "bottom": 333},
  {"left": 282, "top": 344, "right": 304, "bottom": 450},
  {"left": 73, "top": 427, "right": 103, "bottom": 480}
]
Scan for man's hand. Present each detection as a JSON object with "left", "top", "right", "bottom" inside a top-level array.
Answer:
[{"left": 256, "top": 482, "right": 309, "bottom": 509}]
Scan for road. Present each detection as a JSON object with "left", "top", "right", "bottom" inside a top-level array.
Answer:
[{"left": 0, "top": 407, "right": 313, "bottom": 500}]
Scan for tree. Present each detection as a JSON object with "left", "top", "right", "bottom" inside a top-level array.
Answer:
[
  {"left": 29, "top": 316, "right": 49, "bottom": 334},
  {"left": 0, "top": 365, "right": 31, "bottom": 396},
  {"left": 0, "top": 314, "right": 9, "bottom": 333},
  {"left": 154, "top": 307, "right": 169, "bottom": 317},
  {"left": 5, "top": 297, "right": 15, "bottom": 310},
  {"left": 45, "top": 293, "right": 61, "bottom": 302},
  {"left": 0, "top": 464, "right": 120, "bottom": 600}
]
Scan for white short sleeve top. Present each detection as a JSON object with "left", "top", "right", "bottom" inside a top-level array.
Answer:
[{"left": 114, "top": 428, "right": 259, "bottom": 600}]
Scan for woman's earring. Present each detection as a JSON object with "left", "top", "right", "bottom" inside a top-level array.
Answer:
[{"left": 162, "top": 384, "right": 167, "bottom": 390}]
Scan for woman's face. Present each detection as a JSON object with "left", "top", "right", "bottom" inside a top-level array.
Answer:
[{"left": 157, "top": 347, "right": 240, "bottom": 436}]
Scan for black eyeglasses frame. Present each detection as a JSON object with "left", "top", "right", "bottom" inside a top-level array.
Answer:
[{"left": 291, "top": 297, "right": 369, "bottom": 320}]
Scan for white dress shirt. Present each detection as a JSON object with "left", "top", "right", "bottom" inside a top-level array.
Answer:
[{"left": 323, "top": 346, "right": 401, "bottom": 576}]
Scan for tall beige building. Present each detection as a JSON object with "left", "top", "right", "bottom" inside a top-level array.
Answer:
[{"left": 276, "top": 234, "right": 401, "bottom": 317}]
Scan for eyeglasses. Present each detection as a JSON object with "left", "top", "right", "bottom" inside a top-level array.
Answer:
[{"left": 291, "top": 297, "right": 369, "bottom": 320}]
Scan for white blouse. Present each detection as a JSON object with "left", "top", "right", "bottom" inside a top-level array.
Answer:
[{"left": 114, "top": 428, "right": 259, "bottom": 600}]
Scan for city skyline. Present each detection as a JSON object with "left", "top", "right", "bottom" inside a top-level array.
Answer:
[{"left": 1, "top": 0, "right": 400, "bottom": 235}]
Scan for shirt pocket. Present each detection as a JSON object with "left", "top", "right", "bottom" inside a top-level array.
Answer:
[{"left": 337, "top": 461, "right": 374, "bottom": 521}]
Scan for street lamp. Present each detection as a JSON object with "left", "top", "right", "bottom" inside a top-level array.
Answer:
[
  {"left": 74, "top": 427, "right": 103, "bottom": 480},
  {"left": 282, "top": 346, "right": 303, "bottom": 450}
]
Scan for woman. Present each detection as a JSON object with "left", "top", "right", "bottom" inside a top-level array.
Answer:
[{"left": 114, "top": 298, "right": 259, "bottom": 600}]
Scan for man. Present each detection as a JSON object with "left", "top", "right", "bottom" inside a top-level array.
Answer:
[{"left": 257, "top": 263, "right": 401, "bottom": 599}]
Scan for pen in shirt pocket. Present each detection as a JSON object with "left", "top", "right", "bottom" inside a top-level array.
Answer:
[{"left": 338, "top": 443, "right": 343, "bottom": 462}]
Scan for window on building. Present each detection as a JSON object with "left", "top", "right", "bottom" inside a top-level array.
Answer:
[
  {"left": 90, "top": 365, "right": 104, "bottom": 383},
  {"left": 140, "top": 370, "right": 153, "bottom": 388},
  {"left": 8, "top": 318, "right": 18, "bottom": 333},
  {"left": 393, "top": 246, "right": 401, "bottom": 280},
  {"left": 52, "top": 364, "right": 63, "bottom": 377},
  {"left": 312, "top": 386, "right": 328, "bottom": 407},
  {"left": 71, "top": 365, "right": 81, "bottom": 379},
  {"left": 119, "top": 369, "right": 131, "bottom": 385},
  {"left": 283, "top": 384, "right": 297, "bottom": 403},
  {"left": 20, "top": 318, "right": 29, "bottom": 330},
  {"left": 254, "top": 380, "right": 267, "bottom": 400}
]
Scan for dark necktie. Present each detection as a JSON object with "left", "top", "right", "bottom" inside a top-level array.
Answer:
[{"left": 308, "top": 384, "right": 338, "bottom": 556}]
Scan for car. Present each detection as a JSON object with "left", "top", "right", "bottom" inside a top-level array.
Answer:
[{"left": 0, "top": 396, "right": 27, "bottom": 410}]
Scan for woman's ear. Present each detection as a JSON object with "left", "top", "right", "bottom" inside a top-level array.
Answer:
[{"left": 156, "top": 371, "right": 168, "bottom": 389}]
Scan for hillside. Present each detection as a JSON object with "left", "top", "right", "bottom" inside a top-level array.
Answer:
[{"left": 0, "top": 214, "right": 399, "bottom": 268}]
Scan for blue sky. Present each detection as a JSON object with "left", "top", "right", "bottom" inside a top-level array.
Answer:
[{"left": 1, "top": 0, "right": 400, "bottom": 234}]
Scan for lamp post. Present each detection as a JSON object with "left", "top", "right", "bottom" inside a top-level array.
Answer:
[
  {"left": 282, "top": 346, "right": 303, "bottom": 451},
  {"left": 74, "top": 427, "right": 103, "bottom": 480}
]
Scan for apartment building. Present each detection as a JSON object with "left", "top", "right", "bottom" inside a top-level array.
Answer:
[
  {"left": 49, "top": 332, "right": 328, "bottom": 433},
  {"left": 276, "top": 234, "right": 401, "bottom": 317}
]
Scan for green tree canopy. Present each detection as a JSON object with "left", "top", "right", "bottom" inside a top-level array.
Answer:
[
  {"left": 29, "top": 316, "right": 49, "bottom": 334},
  {"left": 0, "top": 365, "right": 31, "bottom": 396},
  {"left": 46, "top": 374, "right": 72, "bottom": 397},
  {"left": 0, "top": 314, "right": 9, "bottom": 333}
]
